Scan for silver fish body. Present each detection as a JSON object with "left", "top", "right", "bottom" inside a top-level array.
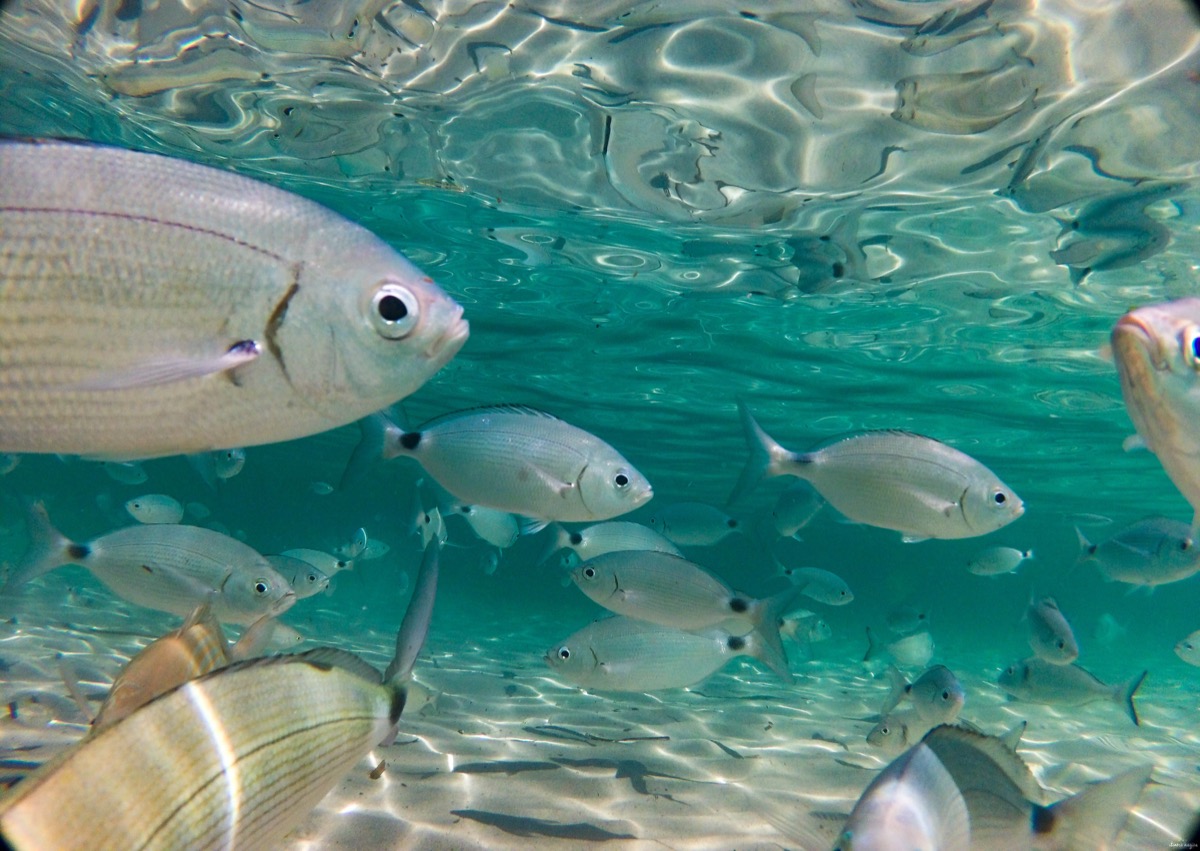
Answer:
[
  {"left": 6, "top": 504, "right": 294, "bottom": 625},
  {"left": 543, "top": 520, "right": 681, "bottom": 567},
  {"left": 770, "top": 481, "right": 825, "bottom": 537},
  {"left": 124, "top": 494, "right": 185, "bottom": 525},
  {"left": 1111, "top": 299, "right": 1200, "bottom": 528},
  {"left": 645, "top": 502, "right": 742, "bottom": 546},
  {"left": 732, "top": 403, "right": 1023, "bottom": 540},
  {"left": 997, "top": 657, "right": 1146, "bottom": 725},
  {"left": 881, "top": 665, "right": 965, "bottom": 725},
  {"left": 966, "top": 546, "right": 1032, "bottom": 576},
  {"left": 865, "top": 627, "right": 934, "bottom": 668},
  {"left": 266, "top": 554, "right": 331, "bottom": 600},
  {"left": 1175, "top": 629, "right": 1200, "bottom": 666},
  {"left": 444, "top": 503, "right": 520, "bottom": 549},
  {"left": 779, "top": 566, "right": 854, "bottom": 605},
  {"left": 1077, "top": 517, "right": 1200, "bottom": 586},
  {"left": 378, "top": 406, "right": 652, "bottom": 522},
  {"left": 0, "top": 140, "right": 468, "bottom": 459},
  {"left": 1026, "top": 596, "right": 1079, "bottom": 665},
  {"left": 545, "top": 617, "right": 782, "bottom": 692}
]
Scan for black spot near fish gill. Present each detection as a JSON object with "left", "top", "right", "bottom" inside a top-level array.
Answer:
[
  {"left": 729, "top": 598, "right": 749, "bottom": 614},
  {"left": 264, "top": 275, "right": 300, "bottom": 383},
  {"left": 727, "top": 635, "right": 746, "bottom": 651},
  {"left": 67, "top": 544, "right": 89, "bottom": 560},
  {"left": 399, "top": 432, "right": 421, "bottom": 451}
]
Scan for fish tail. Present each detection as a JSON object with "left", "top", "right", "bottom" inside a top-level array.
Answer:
[
  {"left": 1032, "top": 764, "right": 1151, "bottom": 850},
  {"left": 863, "top": 626, "right": 881, "bottom": 662},
  {"left": 748, "top": 586, "right": 802, "bottom": 683},
  {"left": 1116, "top": 669, "right": 1147, "bottom": 726},
  {"left": 1074, "top": 527, "right": 1093, "bottom": 559},
  {"left": 2, "top": 502, "right": 76, "bottom": 590},
  {"left": 535, "top": 524, "right": 571, "bottom": 565},
  {"left": 743, "top": 627, "right": 794, "bottom": 685},
  {"left": 727, "top": 401, "right": 798, "bottom": 506},
  {"left": 339, "top": 411, "right": 405, "bottom": 491},
  {"left": 880, "top": 665, "right": 907, "bottom": 715}
]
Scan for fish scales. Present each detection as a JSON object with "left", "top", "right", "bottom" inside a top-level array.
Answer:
[
  {"left": 0, "top": 654, "right": 398, "bottom": 851},
  {"left": 0, "top": 141, "right": 467, "bottom": 458}
]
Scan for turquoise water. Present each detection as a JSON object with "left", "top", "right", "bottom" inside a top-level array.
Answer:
[{"left": 2, "top": 0, "right": 1200, "bottom": 847}]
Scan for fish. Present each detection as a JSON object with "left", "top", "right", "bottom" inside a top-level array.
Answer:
[
  {"left": 1094, "top": 613, "right": 1128, "bottom": 647},
  {"left": 1111, "top": 299, "right": 1200, "bottom": 530},
  {"left": 123, "top": 494, "right": 184, "bottom": 525},
  {"left": 568, "top": 550, "right": 796, "bottom": 680},
  {"left": 541, "top": 520, "right": 681, "bottom": 567},
  {"left": 1077, "top": 517, "right": 1200, "bottom": 587},
  {"left": 833, "top": 736, "right": 970, "bottom": 851},
  {"left": 731, "top": 402, "right": 1023, "bottom": 541},
  {"left": 770, "top": 481, "right": 825, "bottom": 538},
  {"left": 546, "top": 616, "right": 791, "bottom": 692},
  {"left": 885, "top": 604, "right": 928, "bottom": 636},
  {"left": 778, "top": 565, "right": 854, "bottom": 605},
  {"left": 880, "top": 665, "right": 965, "bottom": 725},
  {"left": 3, "top": 503, "right": 295, "bottom": 625},
  {"left": 346, "top": 406, "right": 651, "bottom": 524},
  {"left": 919, "top": 725, "right": 1151, "bottom": 850},
  {"left": 644, "top": 502, "right": 743, "bottom": 546},
  {"left": 0, "top": 454, "right": 19, "bottom": 475},
  {"left": 186, "top": 448, "right": 246, "bottom": 491},
  {"left": 997, "top": 657, "right": 1146, "bottom": 725},
  {"left": 0, "top": 540, "right": 441, "bottom": 851},
  {"left": 1175, "top": 629, "right": 1200, "bottom": 666},
  {"left": 413, "top": 504, "right": 448, "bottom": 550},
  {"left": 0, "top": 139, "right": 468, "bottom": 459},
  {"left": 779, "top": 610, "right": 832, "bottom": 644},
  {"left": 308, "top": 481, "right": 335, "bottom": 496},
  {"left": 865, "top": 627, "right": 934, "bottom": 668},
  {"left": 102, "top": 461, "right": 147, "bottom": 485},
  {"left": 265, "top": 554, "right": 331, "bottom": 600},
  {"left": 865, "top": 711, "right": 922, "bottom": 754},
  {"left": 966, "top": 545, "right": 1032, "bottom": 576},
  {"left": 1026, "top": 596, "right": 1079, "bottom": 665},
  {"left": 442, "top": 503, "right": 520, "bottom": 549},
  {"left": 279, "top": 548, "right": 353, "bottom": 576}
]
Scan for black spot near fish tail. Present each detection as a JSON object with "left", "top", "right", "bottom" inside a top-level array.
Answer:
[
  {"left": 727, "top": 636, "right": 746, "bottom": 651},
  {"left": 399, "top": 432, "right": 421, "bottom": 450},
  {"left": 1031, "top": 804, "right": 1057, "bottom": 835},
  {"left": 729, "top": 597, "right": 748, "bottom": 614},
  {"left": 390, "top": 685, "right": 407, "bottom": 726},
  {"left": 67, "top": 544, "right": 89, "bottom": 560}
]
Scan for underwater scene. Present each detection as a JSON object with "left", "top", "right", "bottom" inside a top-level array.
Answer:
[{"left": 2, "top": 0, "right": 1200, "bottom": 848}]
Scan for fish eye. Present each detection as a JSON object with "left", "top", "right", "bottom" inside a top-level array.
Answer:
[
  {"left": 583, "top": 567, "right": 596, "bottom": 579},
  {"left": 557, "top": 646, "right": 571, "bottom": 660},
  {"left": 1182, "top": 539, "right": 1193, "bottom": 551},
  {"left": 306, "top": 573, "right": 318, "bottom": 585},
  {"left": 253, "top": 580, "right": 270, "bottom": 595},
  {"left": 1057, "top": 639, "right": 1065, "bottom": 649},
  {"left": 941, "top": 690, "right": 950, "bottom": 700},
  {"left": 993, "top": 491, "right": 1007, "bottom": 505},
  {"left": 614, "top": 471, "right": 630, "bottom": 489},
  {"left": 369, "top": 282, "right": 420, "bottom": 340},
  {"left": 880, "top": 725, "right": 889, "bottom": 734},
  {"left": 1183, "top": 328, "right": 1200, "bottom": 368}
]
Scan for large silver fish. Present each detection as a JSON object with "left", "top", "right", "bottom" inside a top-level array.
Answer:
[
  {"left": 546, "top": 616, "right": 790, "bottom": 691},
  {"left": 731, "top": 402, "right": 1023, "bottom": 541},
  {"left": 0, "top": 541, "right": 440, "bottom": 851},
  {"left": 997, "top": 657, "right": 1146, "bottom": 725},
  {"left": 1077, "top": 517, "right": 1200, "bottom": 587},
  {"left": 0, "top": 140, "right": 468, "bottom": 459},
  {"left": 4, "top": 503, "right": 294, "bottom": 625},
  {"left": 348, "top": 405, "right": 652, "bottom": 523},
  {"left": 1111, "top": 298, "right": 1200, "bottom": 529}
]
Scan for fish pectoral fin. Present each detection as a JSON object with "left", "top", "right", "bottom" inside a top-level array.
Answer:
[
  {"left": 900, "top": 534, "right": 929, "bottom": 544},
  {"left": 68, "top": 341, "right": 262, "bottom": 391},
  {"left": 523, "top": 462, "right": 575, "bottom": 497}
]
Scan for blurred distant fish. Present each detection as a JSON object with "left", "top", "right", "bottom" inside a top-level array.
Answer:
[
  {"left": 886, "top": 604, "right": 928, "bottom": 636},
  {"left": 102, "top": 461, "right": 147, "bottom": 485},
  {"left": 335, "top": 527, "right": 369, "bottom": 560},
  {"left": 645, "top": 502, "right": 742, "bottom": 546},
  {"left": 1111, "top": 299, "right": 1200, "bottom": 530},
  {"left": 866, "top": 627, "right": 934, "bottom": 669},
  {"left": 1094, "top": 613, "right": 1127, "bottom": 648},
  {"left": 347, "top": 406, "right": 651, "bottom": 524},
  {"left": 546, "top": 616, "right": 789, "bottom": 692},
  {"left": 309, "top": 481, "right": 335, "bottom": 496},
  {"left": 0, "top": 454, "right": 19, "bottom": 475},
  {"left": 966, "top": 545, "right": 1032, "bottom": 576},
  {"left": 4, "top": 503, "right": 294, "bottom": 625},
  {"left": 1077, "top": 517, "right": 1200, "bottom": 587},
  {"left": 1175, "top": 629, "right": 1200, "bottom": 666},
  {"left": 780, "top": 610, "right": 831, "bottom": 645},
  {"left": 778, "top": 565, "right": 854, "bottom": 606},
  {"left": 265, "top": 555, "right": 330, "bottom": 600},
  {"left": 443, "top": 503, "right": 520, "bottom": 549},
  {"left": 998, "top": 657, "right": 1146, "bottom": 725},
  {"left": 412, "top": 504, "right": 448, "bottom": 550},
  {"left": 1026, "top": 596, "right": 1079, "bottom": 665},
  {"left": 542, "top": 520, "right": 680, "bottom": 567},
  {"left": 0, "top": 141, "right": 468, "bottom": 460},
  {"left": 880, "top": 665, "right": 965, "bottom": 725},
  {"left": 187, "top": 448, "right": 246, "bottom": 490},
  {"left": 359, "top": 537, "right": 391, "bottom": 561},
  {"left": 281, "top": 548, "right": 353, "bottom": 576},
  {"left": 731, "top": 403, "right": 1023, "bottom": 541},
  {"left": 770, "top": 481, "right": 825, "bottom": 538},
  {"left": 0, "top": 541, "right": 441, "bottom": 851},
  {"left": 123, "top": 494, "right": 184, "bottom": 525}
]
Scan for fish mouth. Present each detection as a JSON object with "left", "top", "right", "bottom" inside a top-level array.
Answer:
[
  {"left": 424, "top": 306, "right": 469, "bottom": 367},
  {"left": 1112, "top": 313, "right": 1165, "bottom": 371}
]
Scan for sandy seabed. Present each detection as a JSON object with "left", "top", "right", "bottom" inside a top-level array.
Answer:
[{"left": 1, "top": 577, "right": 1196, "bottom": 851}]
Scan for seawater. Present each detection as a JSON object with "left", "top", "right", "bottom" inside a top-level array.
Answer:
[{"left": 1, "top": 1, "right": 1199, "bottom": 848}]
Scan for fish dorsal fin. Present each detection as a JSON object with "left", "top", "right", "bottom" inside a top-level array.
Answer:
[
  {"left": 922, "top": 723, "right": 1044, "bottom": 804},
  {"left": 421, "top": 404, "right": 562, "bottom": 428},
  {"left": 300, "top": 648, "right": 382, "bottom": 684}
]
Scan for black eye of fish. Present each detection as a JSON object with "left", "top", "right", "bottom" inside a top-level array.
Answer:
[
  {"left": 307, "top": 573, "right": 318, "bottom": 584},
  {"left": 1182, "top": 540, "right": 1192, "bottom": 551},
  {"left": 558, "top": 647, "right": 570, "bottom": 660},
  {"left": 993, "top": 492, "right": 1006, "bottom": 504},
  {"left": 583, "top": 567, "right": 595, "bottom": 579},
  {"left": 377, "top": 294, "right": 408, "bottom": 322},
  {"left": 614, "top": 473, "right": 629, "bottom": 488},
  {"left": 254, "top": 581, "right": 268, "bottom": 594},
  {"left": 942, "top": 690, "right": 949, "bottom": 699}
]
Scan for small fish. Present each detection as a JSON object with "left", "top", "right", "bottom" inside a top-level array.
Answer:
[
  {"left": 412, "top": 504, "right": 448, "bottom": 550},
  {"left": 997, "top": 657, "right": 1146, "bottom": 725},
  {"left": 123, "top": 494, "right": 184, "bottom": 525},
  {"left": 309, "top": 481, "right": 335, "bottom": 496},
  {"left": 1077, "top": 517, "right": 1200, "bottom": 587},
  {"left": 1174, "top": 629, "right": 1200, "bottom": 666},
  {"left": 359, "top": 538, "right": 391, "bottom": 561},
  {"left": 865, "top": 627, "right": 934, "bottom": 669},
  {"left": 0, "top": 541, "right": 441, "bottom": 851},
  {"left": 731, "top": 402, "right": 1023, "bottom": 541},
  {"left": 541, "top": 521, "right": 680, "bottom": 567},
  {"left": 770, "top": 481, "right": 825, "bottom": 538},
  {"left": 0, "top": 454, "right": 20, "bottom": 475},
  {"left": 645, "top": 502, "right": 743, "bottom": 546},
  {"left": 1111, "top": 299, "right": 1200, "bottom": 530},
  {"left": 265, "top": 555, "right": 330, "bottom": 601},
  {"left": 6, "top": 503, "right": 295, "bottom": 625},
  {"left": 569, "top": 550, "right": 795, "bottom": 681},
  {"left": 834, "top": 736, "right": 970, "bottom": 851},
  {"left": 347, "top": 406, "right": 651, "bottom": 524},
  {"left": 966, "top": 546, "right": 1033, "bottom": 576},
  {"left": 1094, "top": 613, "right": 1128, "bottom": 648},
  {"left": 546, "top": 616, "right": 789, "bottom": 692},
  {"left": 213, "top": 448, "right": 246, "bottom": 480},
  {"left": 0, "top": 140, "right": 468, "bottom": 459},
  {"left": 885, "top": 604, "right": 928, "bottom": 636},
  {"left": 184, "top": 501, "right": 211, "bottom": 520},
  {"left": 778, "top": 565, "right": 854, "bottom": 605},
  {"left": 102, "top": 461, "right": 148, "bottom": 486},
  {"left": 443, "top": 503, "right": 520, "bottom": 549},
  {"left": 1026, "top": 596, "right": 1079, "bottom": 665},
  {"left": 865, "top": 712, "right": 922, "bottom": 755},
  {"left": 335, "top": 527, "right": 369, "bottom": 560},
  {"left": 279, "top": 548, "right": 353, "bottom": 576},
  {"left": 880, "top": 665, "right": 965, "bottom": 725},
  {"left": 779, "top": 610, "right": 832, "bottom": 644}
]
